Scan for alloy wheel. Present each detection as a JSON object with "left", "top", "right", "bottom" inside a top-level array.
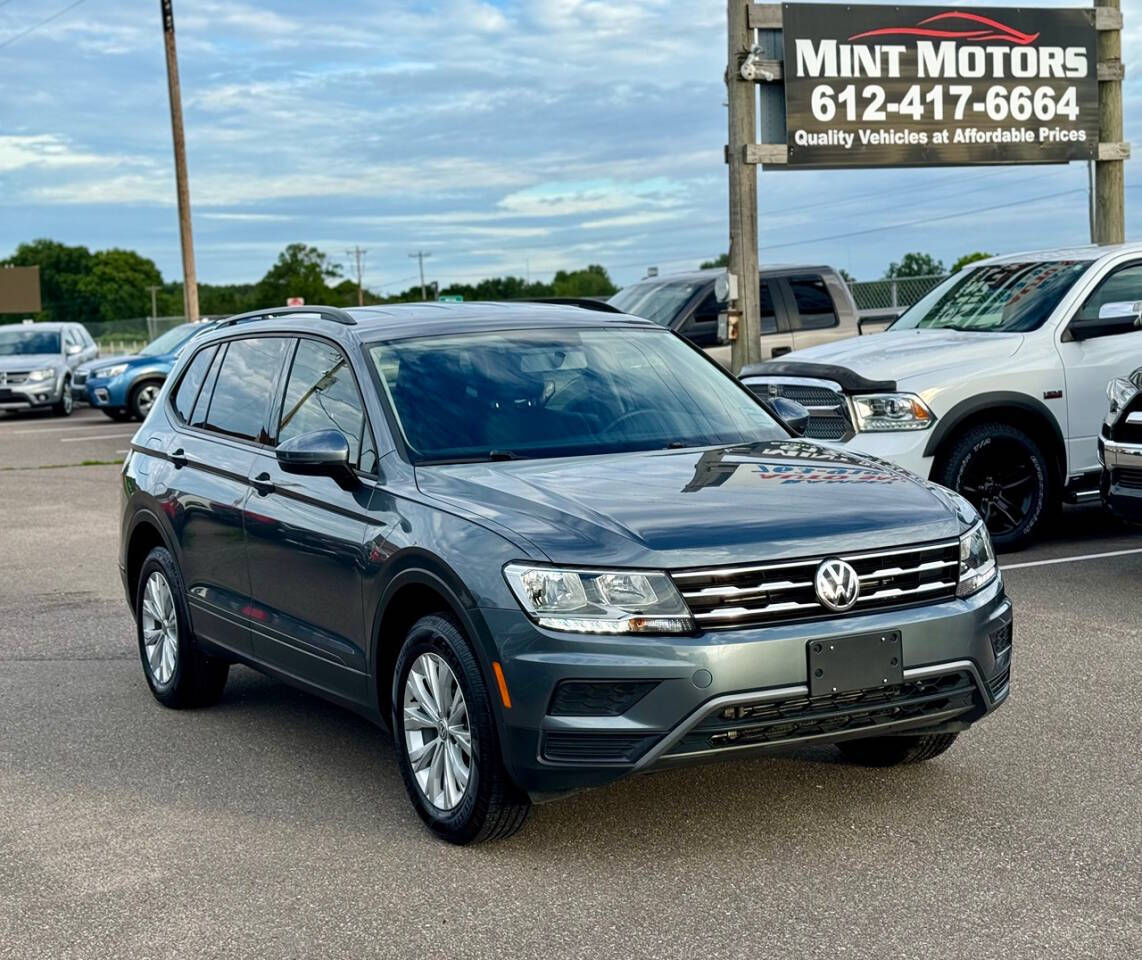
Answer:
[
  {"left": 958, "top": 439, "right": 1038, "bottom": 537},
  {"left": 136, "top": 383, "right": 160, "bottom": 417},
  {"left": 402, "top": 652, "right": 472, "bottom": 811},
  {"left": 141, "top": 571, "right": 179, "bottom": 685}
]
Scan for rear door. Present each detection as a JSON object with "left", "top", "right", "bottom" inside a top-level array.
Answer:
[
  {"left": 785, "top": 273, "right": 844, "bottom": 352},
  {"left": 1057, "top": 261, "right": 1142, "bottom": 475},
  {"left": 160, "top": 336, "right": 289, "bottom": 658},
  {"left": 243, "top": 336, "right": 380, "bottom": 704}
]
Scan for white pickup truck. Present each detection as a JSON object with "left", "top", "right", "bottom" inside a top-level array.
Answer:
[{"left": 741, "top": 244, "right": 1142, "bottom": 549}]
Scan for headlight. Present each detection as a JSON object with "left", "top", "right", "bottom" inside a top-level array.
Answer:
[
  {"left": 851, "top": 393, "right": 935, "bottom": 432},
  {"left": 1107, "top": 377, "right": 1139, "bottom": 415},
  {"left": 26, "top": 368, "right": 56, "bottom": 382},
  {"left": 94, "top": 363, "right": 128, "bottom": 379},
  {"left": 957, "top": 522, "right": 997, "bottom": 598},
  {"left": 503, "top": 563, "right": 693, "bottom": 634}
]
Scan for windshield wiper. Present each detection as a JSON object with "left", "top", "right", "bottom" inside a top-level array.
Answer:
[
  {"left": 417, "top": 450, "right": 524, "bottom": 465},
  {"left": 664, "top": 441, "right": 691, "bottom": 449}
]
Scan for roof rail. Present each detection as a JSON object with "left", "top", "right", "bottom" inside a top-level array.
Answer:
[
  {"left": 517, "top": 297, "right": 623, "bottom": 313},
  {"left": 216, "top": 305, "right": 357, "bottom": 329}
]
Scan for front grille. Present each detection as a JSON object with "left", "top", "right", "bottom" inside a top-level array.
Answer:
[
  {"left": 0, "top": 371, "right": 30, "bottom": 387},
  {"left": 673, "top": 540, "right": 960, "bottom": 629},
  {"left": 665, "top": 670, "right": 978, "bottom": 757},
  {"left": 542, "top": 732, "right": 659, "bottom": 764},
  {"left": 72, "top": 371, "right": 88, "bottom": 386},
  {"left": 1113, "top": 468, "right": 1142, "bottom": 490},
  {"left": 986, "top": 668, "right": 1011, "bottom": 699},
  {"left": 745, "top": 380, "right": 853, "bottom": 441}
]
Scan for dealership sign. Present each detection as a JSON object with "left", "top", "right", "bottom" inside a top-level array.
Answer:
[{"left": 780, "top": 4, "right": 1098, "bottom": 166}]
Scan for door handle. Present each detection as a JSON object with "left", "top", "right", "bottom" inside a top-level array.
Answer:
[
  {"left": 170, "top": 448, "right": 187, "bottom": 468},
  {"left": 771, "top": 346, "right": 792, "bottom": 358},
  {"left": 252, "top": 472, "right": 275, "bottom": 496}
]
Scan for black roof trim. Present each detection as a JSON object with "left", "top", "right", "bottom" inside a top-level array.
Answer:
[
  {"left": 739, "top": 360, "right": 896, "bottom": 394},
  {"left": 517, "top": 297, "right": 623, "bottom": 313}
]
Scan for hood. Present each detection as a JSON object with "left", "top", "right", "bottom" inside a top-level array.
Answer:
[
  {"left": 77, "top": 353, "right": 138, "bottom": 374},
  {"left": 781, "top": 329, "right": 1024, "bottom": 387},
  {"left": 415, "top": 441, "right": 961, "bottom": 568},
  {"left": 0, "top": 353, "right": 63, "bottom": 371}
]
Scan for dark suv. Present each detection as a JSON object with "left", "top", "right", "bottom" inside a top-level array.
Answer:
[{"left": 120, "top": 303, "right": 1012, "bottom": 843}]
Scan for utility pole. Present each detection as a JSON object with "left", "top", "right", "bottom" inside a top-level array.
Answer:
[
  {"left": 147, "top": 284, "right": 160, "bottom": 320},
  {"left": 1094, "top": 0, "right": 1126, "bottom": 244},
  {"left": 726, "top": 0, "right": 762, "bottom": 374},
  {"left": 160, "top": 0, "right": 199, "bottom": 323},
  {"left": 346, "top": 246, "right": 367, "bottom": 306},
  {"left": 409, "top": 251, "right": 432, "bottom": 301}
]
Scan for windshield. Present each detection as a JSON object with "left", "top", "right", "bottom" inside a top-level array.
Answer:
[
  {"left": 139, "top": 323, "right": 203, "bottom": 357},
  {"left": 368, "top": 327, "right": 783, "bottom": 463},
  {"left": 608, "top": 280, "right": 707, "bottom": 327},
  {"left": 0, "top": 328, "right": 61, "bottom": 356},
  {"left": 891, "top": 261, "right": 1091, "bottom": 333}
]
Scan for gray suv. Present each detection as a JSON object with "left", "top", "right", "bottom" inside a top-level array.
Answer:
[
  {"left": 0, "top": 322, "right": 97, "bottom": 416},
  {"left": 119, "top": 303, "right": 1012, "bottom": 844}
]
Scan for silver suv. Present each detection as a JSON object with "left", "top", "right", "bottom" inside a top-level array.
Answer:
[{"left": 0, "top": 322, "right": 97, "bottom": 416}]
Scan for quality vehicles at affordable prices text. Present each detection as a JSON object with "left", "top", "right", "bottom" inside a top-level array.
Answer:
[
  {"left": 120, "top": 303, "right": 1011, "bottom": 843},
  {"left": 741, "top": 245, "right": 1142, "bottom": 550}
]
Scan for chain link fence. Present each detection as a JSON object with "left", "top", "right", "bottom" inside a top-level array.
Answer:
[
  {"left": 84, "top": 316, "right": 188, "bottom": 355},
  {"left": 848, "top": 274, "right": 947, "bottom": 315}
]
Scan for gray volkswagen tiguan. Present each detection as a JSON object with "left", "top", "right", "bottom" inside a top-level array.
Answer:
[{"left": 120, "top": 303, "right": 1012, "bottom": 843}]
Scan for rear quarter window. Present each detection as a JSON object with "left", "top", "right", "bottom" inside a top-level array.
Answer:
[
  {"left": 787, "top": 275, "right": 839, "bottom": 330},
  {"left": 172, "top": 346, "right": 217, "bottom": 423}
]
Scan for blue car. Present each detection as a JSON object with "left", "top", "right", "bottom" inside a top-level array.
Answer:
[{"left": 74, "top": 321, "right": 219, "bottom": 421}]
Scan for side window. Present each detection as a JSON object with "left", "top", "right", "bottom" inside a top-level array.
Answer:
[
  {"left": 80, "top": 327, "right": 95, "bottom": 349},
  {"left": 277, "top": 338, "right": 377, "bottom": 472},
  {"left": 201, "top": 338, "right": 289, "bottom": 442},
  {"left": 1074, "top": 263, "right": 1142, "bottom": 328},
  {"left": 787, "top": 275, "right": 838, "bottom": 331},
  {"left": 190, "top": 345, "right": 225, "bottom": 427},
  {"left": 172, "top": 346, "right": 217, "bottom": 423},
  {"left": 760, "top": 281, "right": 777, "bottom": 335}
]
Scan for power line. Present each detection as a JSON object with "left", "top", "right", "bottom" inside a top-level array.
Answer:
[
  {"left": 0, "top": 0, "right": 85, "bottom": 52},
  {"left": 758, "top": 187, "right": 1092, "bottom": 252}
]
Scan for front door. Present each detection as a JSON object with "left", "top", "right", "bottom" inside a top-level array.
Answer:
[
  {"left": 1057, "top": 261, "right": 1142, "bottom": 475},
  {"left": 244, "top": 337, "right": 381, "bottom": 705}
]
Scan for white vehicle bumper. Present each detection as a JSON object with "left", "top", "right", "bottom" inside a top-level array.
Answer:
[{"left": 832, "top": 429, "right": 935, "bottom": 481}]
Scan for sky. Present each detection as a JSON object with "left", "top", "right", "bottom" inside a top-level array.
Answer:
[{"left": 2, "top": 0, "right": 1142, "bottom": 293}]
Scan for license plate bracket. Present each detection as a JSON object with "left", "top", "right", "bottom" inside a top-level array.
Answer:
[{"left": 808, "top": 631, "right": 903, "bottom": 698}]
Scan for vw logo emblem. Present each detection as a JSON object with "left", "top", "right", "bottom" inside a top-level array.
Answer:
[{"left": 814, "top": 558, "right": 860, "bottom": 612}]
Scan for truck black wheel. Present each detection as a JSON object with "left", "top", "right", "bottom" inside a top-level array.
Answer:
[
  {"left": 392, "top": 614, "right": 530, "bottom": 845},
  {"left": 836, "top": 732, "right": 958, "bottom": 766},
  {"left": 935, "top": 422, "right": 1052, "bottom": 551},
  {"left": 135, "top": 546, "right": 229, "bottom": 709}
]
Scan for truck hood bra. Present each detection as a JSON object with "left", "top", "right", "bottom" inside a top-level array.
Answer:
[
  {"left": 415, "top": 442, "right": 961, "bottom": 568},
  {"left": 765, "top": 329, "right": 1025, "bottom": 387}
]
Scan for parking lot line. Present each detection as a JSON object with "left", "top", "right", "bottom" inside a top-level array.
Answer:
[
  {"left": 5, "top": 424, "right": 135, "bottom": 436},
  {"left": 58, "top": 432, "right": 136, "bottom": 443},
  {"left": 1002, "top": 547, "right": 1142, "bottom": 571}
]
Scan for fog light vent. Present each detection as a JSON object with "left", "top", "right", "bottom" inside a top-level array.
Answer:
[
  {"left": 547, "top": 680, "right": 658, "bottom": 717},
  {"left": 989, "top": 623, "right": 1013, "bottom": 658}
]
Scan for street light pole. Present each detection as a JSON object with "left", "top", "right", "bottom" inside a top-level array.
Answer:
[
  {"left": 160, "top": 0, "right": 199, "bottom": 323},
  {"left": 409, "top": 251, "right": 432, "bottom": 301}
]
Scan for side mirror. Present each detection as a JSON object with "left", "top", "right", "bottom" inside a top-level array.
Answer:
[
  {"left": 276, "top": 429, "right": 356, "bottom": 486},
  {"left": 66, "top": 343, "right": 83, "bottom": 356},
  {"left": 1068, "top": 301, "right": 1142, "bottom": 341},
  {"left": 769, "top": 396, "right": 811, "bottom": 437}
]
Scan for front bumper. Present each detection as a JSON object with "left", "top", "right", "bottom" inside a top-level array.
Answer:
[
  {"left": 836, "top": 428, "right": 935, "bottom": 479},
  {"left": 0, "top": 376, "right": 64, "bottom": 410},
  {"left": 80, "top": 377, "right": 125, "bottom": 409},
  {"left": 486, "top": 577, "right": 1011, "bottom": 799},
  {"left": 1099, "top": 437, "right": 1142, "bottom": 522}
]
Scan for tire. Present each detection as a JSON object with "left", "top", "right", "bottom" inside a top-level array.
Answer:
[
  {"left": 129, "top": 379, "right": 164, "bottom": 421},
  {"left": 836, "top": 732, "right": 959, "bottom": 767},
  {"left": 52, "top": 378, "right": 74, "bottom": 417},
  {"left": 392, "top": 614, "right": 530, "bottom": 844},
  {"left": 102, "top": 407, "right": 132, "bottom": 422},
  {"left": 935, "top": 422, "right": 1053, "bottom": 551},
  {"left": 135, "top": 546, "right": 229, "bottom": 709}
]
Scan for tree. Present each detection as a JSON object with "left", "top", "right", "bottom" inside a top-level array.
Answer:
[
  {"left": 950, "top": 251, "right": 992, "bottom": 273},
  {"left": 551, "top": 264, "right": 616, "bottom": 298},
  {"left": 76, "top": 249, "right": 163, "bottom": 323},
  {"left": 838, "top": 268, "right": 856, "bottom": 286},
  {"left": 1, "top": 238, "right": 98, "bottom": 323},
  {"left": 700, "top": 253, "right": 730, "bottom": 269},
  {"left": 256, "top": 243, "right": 342, "bottom": 306},
  {"left": 885, "top": 252, "right": 945, "bottom": 278}
]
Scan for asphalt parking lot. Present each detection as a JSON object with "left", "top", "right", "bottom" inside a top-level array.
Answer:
[{"left": 2, "top": 409, "right": 1141, "bottom": 959}]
